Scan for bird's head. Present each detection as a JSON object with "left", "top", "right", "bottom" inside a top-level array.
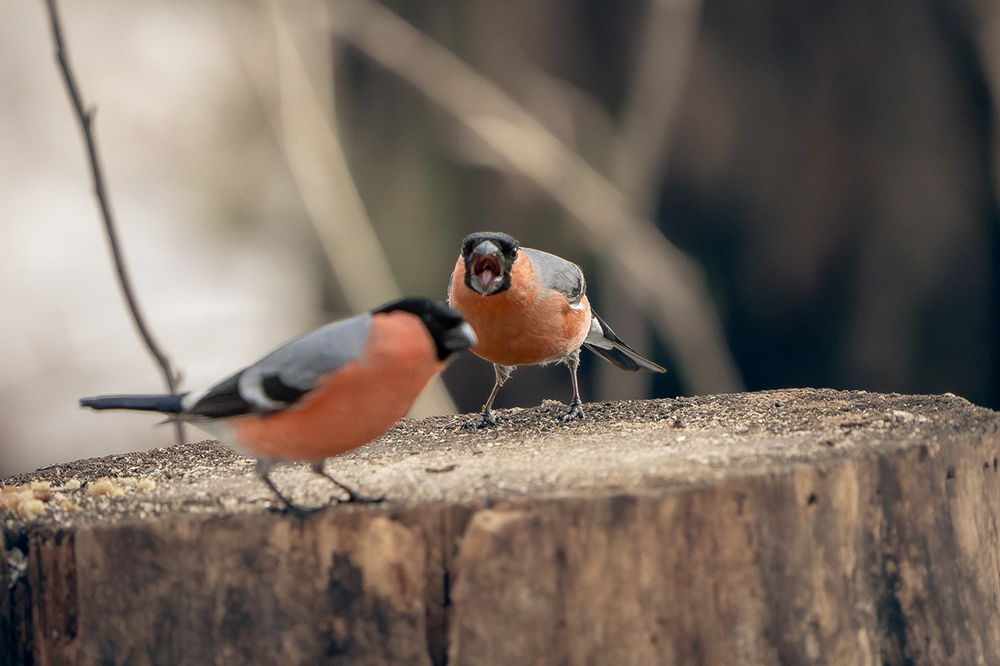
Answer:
[{"left": 460, "top": 232, "right": 520, "bottom": 296}]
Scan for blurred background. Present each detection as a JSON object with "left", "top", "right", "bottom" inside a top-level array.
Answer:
[{"left": 1, "top": 0, "right": 997, "bottom": 476}]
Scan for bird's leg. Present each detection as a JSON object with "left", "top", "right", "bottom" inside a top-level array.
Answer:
[
  {"left": 310, "top": 460, "right": 385, "bottom": 504},
  {"left": 482, "top": 364, "right": 515, "bottom": 426},
  {"left": 256, "top": 458, "right": 312, "bottom": 516},
  {"left": 480, "top": 380, "right": 504, "bottom": 424},
  {"left": 463, "top": 364, "right": 514, "bottom": 429},
  {"left": 560, "top": 351, "right": 585, "bottom": 422}
]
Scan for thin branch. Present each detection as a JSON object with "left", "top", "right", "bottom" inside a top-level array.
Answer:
[
  {"left": 326, "top": 0, "right": 743, "bottom": 395},
  {"left": 43, "top": 0, "right": 185, "bottom": 444}
]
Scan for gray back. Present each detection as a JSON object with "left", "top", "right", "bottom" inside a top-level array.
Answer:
[
  {"left": 245, "top": 312, "right": 373, "bottom": 390},
  {"left": 189, "top": 312, "right": 374, "bottom": 417},
  {"left": 523, "top": 248, "right": 586, "bottom": 304}
]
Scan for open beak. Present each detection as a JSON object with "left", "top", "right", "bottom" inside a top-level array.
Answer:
[{"left": 470, "top": 241, "right": 504, "bottom": 293}]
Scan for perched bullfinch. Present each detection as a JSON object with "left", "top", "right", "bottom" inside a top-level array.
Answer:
[
  {"left": 80, "top": 298, "right": 476, "bottom": 509},
  {"left": 448, "top": 232, "right": 665, "bottom": 425}
]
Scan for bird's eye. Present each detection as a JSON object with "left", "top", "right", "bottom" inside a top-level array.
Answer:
[{"left": 510, "top": 247, "right": 518, "bottom": 257}]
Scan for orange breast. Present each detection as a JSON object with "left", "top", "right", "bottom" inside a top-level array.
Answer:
[
  {"left": 448, "top": 254, "right": 591, "bottom": 367},
  {"left": 230, "top": 311, "right": 445, "bottom": 462}
]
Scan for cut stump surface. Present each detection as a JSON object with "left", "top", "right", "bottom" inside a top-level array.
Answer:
[{"left": 3, "top": 389, "right": 1000, "bottom": 665}]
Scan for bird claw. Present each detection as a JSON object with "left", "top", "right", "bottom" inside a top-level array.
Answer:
[
  {"left": 560, "top": 402, "right": 585, "bottom": 422},
  {"left": 311, "top": 465, "right": 384, "bottom": 504},
  {"left": 461, "top": 408, "right": 501, "bottom": 430}
]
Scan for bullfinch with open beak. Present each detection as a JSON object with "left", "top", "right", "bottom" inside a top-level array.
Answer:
[
  {"left": 448, "top": 232, "right": 665, "bottom": 425},
  {"left": 80, "top": 298, "right": 476, "bottom": 509}
]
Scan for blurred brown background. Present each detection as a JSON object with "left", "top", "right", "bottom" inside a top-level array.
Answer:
[{"left": 1, "top": 0, "right": 997, "bottom": 475}]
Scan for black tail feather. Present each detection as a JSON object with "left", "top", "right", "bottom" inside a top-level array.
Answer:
[
  {"left": 585, "top": 314, "right": 667, "bottom": 373},
  {"left": 584, "top": 343, "right": 644, "bottom": 372},
  {"left": 79, "top": 394, "right": 186, "bottom": 413}
]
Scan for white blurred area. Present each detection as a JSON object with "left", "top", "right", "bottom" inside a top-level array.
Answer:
[{"left": 0, "top": 1, "right": 333, "bottom": 475}]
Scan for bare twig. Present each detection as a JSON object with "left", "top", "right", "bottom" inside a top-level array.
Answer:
[
  {"left": 327, "top": 0, "right": 743, "bottom": 395},
  {"left": 43, "top": 0, "right": 185, "bottom": 444}
]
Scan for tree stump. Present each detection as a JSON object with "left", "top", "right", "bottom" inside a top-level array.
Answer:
[{"left": 3, "top": 389, "right": 999, "bottom": 665}]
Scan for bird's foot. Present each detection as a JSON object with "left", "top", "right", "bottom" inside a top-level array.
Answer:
[
  {"left": 260, "top": 474, "right": 318, "bottom": 517},
  {"left": 462, "top": 408, "right": 500, "bottom": 430},
  {"left": 311, "top": 464, "right": 385, "bottom": 504},
  {"left": 560, "top": 401, "right": 585, "bottom": 422},
  {"left": 325, "top": 478, "right": 385, "bottom": 504}
]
